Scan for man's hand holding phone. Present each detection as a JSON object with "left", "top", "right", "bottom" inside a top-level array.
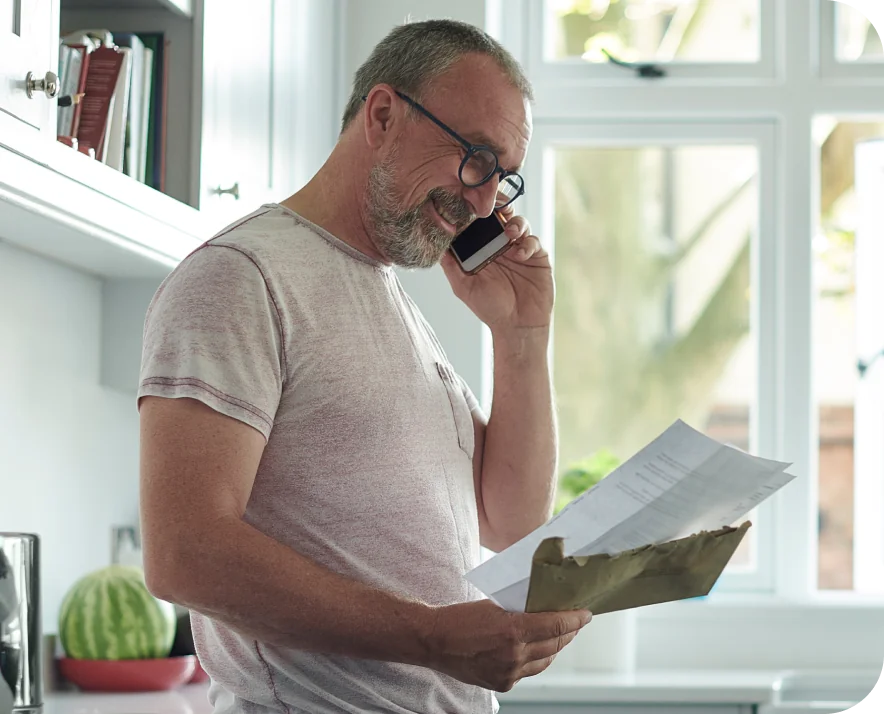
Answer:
[{"left": 440, "top": 207, "right": 553, "bottom": 332}]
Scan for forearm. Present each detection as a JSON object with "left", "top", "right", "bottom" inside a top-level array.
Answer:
[
  {"left": 481, "top": 326, "right": 557, "bottom": 549},
  {"left": 146, "top": 516, "right": 433, "bottom": 664}
]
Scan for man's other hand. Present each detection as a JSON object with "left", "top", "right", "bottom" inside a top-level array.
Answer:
[{"left": 420, "top": 599, "right": 591, "bottom": 692}]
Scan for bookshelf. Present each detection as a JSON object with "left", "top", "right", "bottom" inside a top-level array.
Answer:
[
  {"left": 61, "top": 0, "right": 193, "bottom": 20},
  {"left": 1, "top": 0, "right": 211, "bottom": 278},
  {"left": 0, "top": 0, "right": 325, "bottom": 279}
]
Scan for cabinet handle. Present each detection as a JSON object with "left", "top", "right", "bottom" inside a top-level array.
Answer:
[
  {"left": 25, "top": 71, "right": 59, "bottom": 99},
  {"left": 211, "top": 182, "right": 240, "bottom": 200}
]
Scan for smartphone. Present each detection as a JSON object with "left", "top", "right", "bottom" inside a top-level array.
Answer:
[{"left": 449, "top": 211, "right": 512, "bottom": 274}]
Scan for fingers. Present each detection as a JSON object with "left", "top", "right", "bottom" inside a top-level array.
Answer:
[
  {"left": 502, "top": 214, "right": 531, "bottom": 241},
  {"left": 506, "top": 234, "right": 544, "bottom": 262},
  {"left": 496, "top": 204, "right": 517, "bottom": 225},
  {"left": 517, "top": 610, "right": 592, "bottom": 643},
  {"left": 498, "top": 213, "right": 544, "bottom": 262},
  {"left": 492, "top": 621, "right": 586, "bottom": 692},
  {"left": 522, "top": 629, "right": 579, "bottom": 662},
  {"left": 518, "top": 653, "right": 558, "bottom": 680}
]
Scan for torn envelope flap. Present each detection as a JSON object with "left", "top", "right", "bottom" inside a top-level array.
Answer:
[{"left": 525, "top": 521, "right": 752, "bottom": 615}]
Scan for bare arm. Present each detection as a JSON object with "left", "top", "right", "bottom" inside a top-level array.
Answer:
[
  {"left": 140, "top": 395, "right": 587, "bottom": 691},
  {"left": 139, "top": 395, "right": 432, "bottom": 662},
  {"left": 472, "top": 327, "right": 557, "bottom": 553}
]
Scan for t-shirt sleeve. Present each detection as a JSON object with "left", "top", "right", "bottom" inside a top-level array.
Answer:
[{"left": 137, "top": 244, "right": 285, "bottom": 440}]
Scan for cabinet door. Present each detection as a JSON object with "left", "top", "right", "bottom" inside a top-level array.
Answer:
[
  {"left": 199, "top": 0, "right": 275, "bottom": 230},
  {"left": 0, "top": 0, "right": 56, "bottom": 137}
]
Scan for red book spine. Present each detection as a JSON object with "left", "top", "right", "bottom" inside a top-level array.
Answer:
[{"left": 75, "top": 46, "right": 123, "bottom": 159}]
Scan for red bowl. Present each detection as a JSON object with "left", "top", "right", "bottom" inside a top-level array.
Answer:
[
  {"left": 58, "top": 655, "right": 197, "bottom": 692},
  {"left": 189, "top": 659, "right": 210, "bottom": 684}
]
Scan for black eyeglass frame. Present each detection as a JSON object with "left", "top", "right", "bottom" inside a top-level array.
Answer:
[{"left": 361, "top": 91, "right": 526, "bottom": 209}]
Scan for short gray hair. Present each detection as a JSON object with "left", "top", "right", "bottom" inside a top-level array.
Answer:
[{"left": 340, "top": 18, "right": 533, "bottom": 134}]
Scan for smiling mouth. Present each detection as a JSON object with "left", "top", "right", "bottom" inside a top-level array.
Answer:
[{"left": 429, "top": 199, "right": 460, "bottom": 235}]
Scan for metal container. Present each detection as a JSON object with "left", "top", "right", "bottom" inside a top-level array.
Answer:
[{"left": 0, "top": 534, "right": 41, "bottom": 714}]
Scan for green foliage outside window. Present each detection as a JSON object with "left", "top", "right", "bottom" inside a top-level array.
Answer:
[{"left": 554, "top": 449, "right": 621, "bottom": 514}]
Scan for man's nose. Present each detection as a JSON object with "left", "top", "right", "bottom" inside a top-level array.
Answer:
[{"left": 464, "top": 178, "right": 499, "bottom": 219}]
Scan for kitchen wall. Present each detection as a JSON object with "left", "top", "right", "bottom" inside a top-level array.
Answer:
[
  {"left": 339, "top": 0, "right": 490, "bottom": 401},
  {"left": 0, "top": 242, "right": 144, "bottom": 631}
]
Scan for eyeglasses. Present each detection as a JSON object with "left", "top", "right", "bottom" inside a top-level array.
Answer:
[{"left": 361, "top": 91, "right": 526, "bottom": 210}]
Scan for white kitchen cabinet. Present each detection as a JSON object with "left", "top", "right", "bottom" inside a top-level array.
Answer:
[
  {"left": 0, "top": 0, "right": 56, "bottom": 135},
  {"left": 199, "top": 0, "right": 275, "bottom": 228},
  {"left": 0, "top": 0, "right": 325, "bottom": 279}
]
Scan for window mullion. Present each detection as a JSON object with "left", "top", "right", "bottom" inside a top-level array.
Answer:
[{"left": 775, "top": 107, "right": 817, "bottom": 598}]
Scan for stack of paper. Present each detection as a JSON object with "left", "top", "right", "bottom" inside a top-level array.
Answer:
[{"left": 465, "top": 419, "right": 795, "bottom": 613}]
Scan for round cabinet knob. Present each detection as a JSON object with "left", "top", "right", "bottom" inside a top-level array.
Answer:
[
  {"left": 211, "top": 182, "right": 240, "bottom": 200},
  {"left": 25, "top": 71, "right": 59, "bottom": 99}
]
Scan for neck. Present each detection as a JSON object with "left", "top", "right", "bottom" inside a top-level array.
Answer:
[{"left": 279, "top": 146, "right": 389, "bottom": 264}]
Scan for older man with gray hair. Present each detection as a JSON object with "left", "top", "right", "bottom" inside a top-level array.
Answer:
[{"left": 137, "top": 18, "right": 591, "bottom": 714}]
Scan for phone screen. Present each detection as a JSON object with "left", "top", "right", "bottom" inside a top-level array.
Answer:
[
  {"left": 449, "top": 213, "right": 510, "bottom": 273},
  {"left": 451, "top": 214, "right": 505, "bottom": 260}
]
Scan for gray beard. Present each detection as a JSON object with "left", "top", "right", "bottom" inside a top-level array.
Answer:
[{"left": 365, "top": 150, "right": 473, "bottom": 269}]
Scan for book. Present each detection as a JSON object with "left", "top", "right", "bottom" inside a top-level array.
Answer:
[
  {"left": 139, "top": 47, "right": 154, "bottom": 183},
  {"left": 136, "top": 33, "right": 168, "bottom": 192},
  {"left": 104, "top": 46, "right": 133, "bottom": 170},
  {"left": 56, "top": 43, "right": 91, "bottom": 139},
  {"left": 75, "top": 45, "right": 125, "bottom": 161},
  {"left": 113, "top": 32, "right": 150, "bottom": 182}
]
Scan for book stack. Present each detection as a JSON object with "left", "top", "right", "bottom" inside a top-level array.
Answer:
[{"left": 57, "top": 29, "right": 169, "bottom": 192}]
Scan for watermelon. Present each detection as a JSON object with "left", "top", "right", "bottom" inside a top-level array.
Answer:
[{"left": 58, "top": 565, "right": 176, "bottom": 660}]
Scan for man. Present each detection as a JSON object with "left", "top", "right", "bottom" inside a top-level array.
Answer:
[{"left": 138, "top": 18, "right": 590, "bottom": 714}]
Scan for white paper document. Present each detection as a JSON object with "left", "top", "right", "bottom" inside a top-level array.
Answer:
[{"left": 465, "top": 419, "right": 796, "bottom": 612}]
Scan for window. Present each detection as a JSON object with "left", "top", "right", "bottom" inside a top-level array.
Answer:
[
  {"left": 545, "top": 0, "right": 761, "bottom": 64},
  {"left": 488, "top": 0, "right": 884, "bottom": 667},
  {"left": 532, "top": 123, "right": 776, "bottom": 590},
  {"left": 814, "top": 118, "right": 884, "bottom": 592},
  {"left": 524, "top": 0, "right": 775, "bottom": 83}
]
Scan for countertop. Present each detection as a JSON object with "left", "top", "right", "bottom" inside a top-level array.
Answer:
[
  {"left": 42, "top": 669, "right": 881, "bottom": 712},
  {"left": 42, "top": 671, "right": 785, "bottom": 713},
  {"left": 45, "top": 684, "right": 213, "bottom": 714},
  {"left": 498, "top": 669, "right": 783, "bottom": 704}
]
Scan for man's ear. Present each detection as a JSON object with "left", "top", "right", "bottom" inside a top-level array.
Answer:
[{"left": 363, "top": 85, "right": 399, "bottom": 150}]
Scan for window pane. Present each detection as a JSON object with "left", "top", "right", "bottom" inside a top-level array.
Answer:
[
  {"left": 836, "top": 4, "right": 883, "bottom": 61},
  {"left": 815, "top": 118, "right": 884, "bottom": 591},
  {"left": 552, "top": 143, "right": 758, "bottom": 570},
  {"left": 545, "top": 0, "right": 760, "bottom": 63}
]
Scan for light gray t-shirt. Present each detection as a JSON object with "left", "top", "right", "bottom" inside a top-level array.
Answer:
[{"left": 137, "top": 204, "right": 496, "bottom": 714}]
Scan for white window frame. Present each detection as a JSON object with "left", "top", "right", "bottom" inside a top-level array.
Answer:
[
  {"left": 525, "top": 0, "right": 779, "bottom": 84},
  {"left": 486, "top": 0, "right": 884, "bottom": 670}
]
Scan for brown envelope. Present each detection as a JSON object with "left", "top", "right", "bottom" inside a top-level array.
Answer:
[{"left": 525, "top": 521, "right": 752, "bottom": 614}]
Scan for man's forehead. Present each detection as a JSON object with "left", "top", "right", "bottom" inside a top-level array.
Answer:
[{"left": 429, "top": 81, "right": 531, "bottom": 169}]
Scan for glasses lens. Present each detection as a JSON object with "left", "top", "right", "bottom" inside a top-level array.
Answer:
[
  {"left": 461, "top": 148, "right": 497, "bottom": 186},
  {"left": 495, "top": 174, "right": 524, "bottom": 208}
]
